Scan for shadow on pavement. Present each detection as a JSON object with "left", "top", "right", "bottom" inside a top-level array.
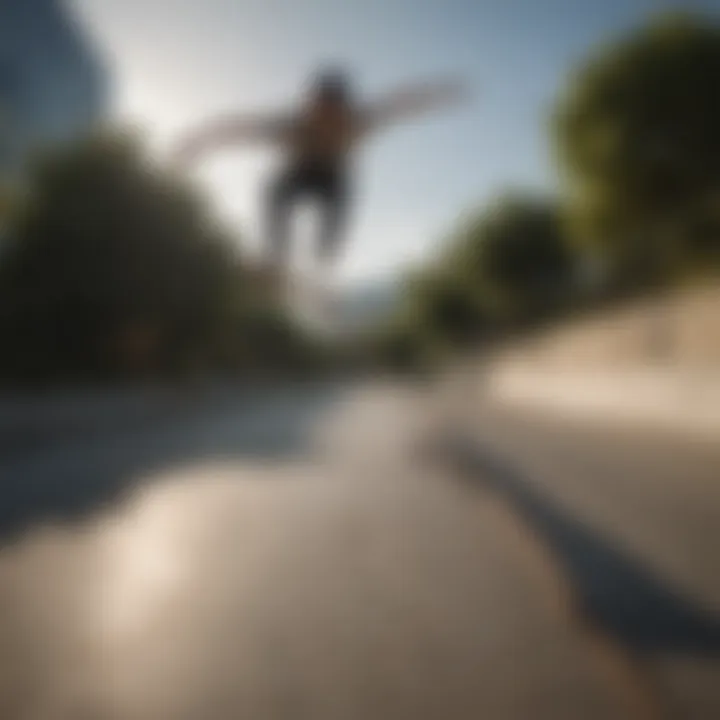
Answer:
[
  {"left": 432, "top": 432, "right": 720, "bottom": 659},
  {"left": 0, "top": 382, "right": 346, "bottom": 543}
]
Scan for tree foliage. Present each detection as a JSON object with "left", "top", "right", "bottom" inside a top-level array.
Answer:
[
  {"left": 379, "top": 193, "right": 575, "bottom": 364},
  {"left": 0, "top": 132, "right": 318, "bottom": 383},
  {"left": 444, "top": 195, "right": 575, "bottom": 326},
  {"left": 554, "top": 12, "right": 720, "bottom": 282}
]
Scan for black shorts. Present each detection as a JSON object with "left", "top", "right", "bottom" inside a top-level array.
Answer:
[
  {"left": 274, "top": 162, "right": 347, "bottom": 199},
  {"left": 266, "top": 161, "right": 350, "bottom": 262}
]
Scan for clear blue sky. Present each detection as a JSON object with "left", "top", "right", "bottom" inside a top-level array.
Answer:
[{"left": 72, "top": 0, "right": 711, "bottom": 284}]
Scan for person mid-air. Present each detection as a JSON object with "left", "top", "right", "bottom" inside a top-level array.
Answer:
[{"left": 174, "top": 68, "right": 469, "bottom": 301}]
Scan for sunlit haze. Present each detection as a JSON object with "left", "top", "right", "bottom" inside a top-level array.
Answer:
[{"left": 72, "top": 0, "right": 711, "bottom": 284}]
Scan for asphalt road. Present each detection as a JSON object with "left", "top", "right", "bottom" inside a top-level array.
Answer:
[{"left": 0, "top": 381, "right": 718, "bottom": 719}]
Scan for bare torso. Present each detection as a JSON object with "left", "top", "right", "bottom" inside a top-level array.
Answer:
[{"left": 284, "top": 107, "right": 368, "bottom": 168}]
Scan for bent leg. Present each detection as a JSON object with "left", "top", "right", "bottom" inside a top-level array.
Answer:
[
  {"left": 317, "top": 175, "right": 350, "bottom": 267},
  {"left": 312, "top": 176, "right": 350, "bottom": 320},
  {"left": 264, "top": 171, "right": 297, "bottom": 273}
]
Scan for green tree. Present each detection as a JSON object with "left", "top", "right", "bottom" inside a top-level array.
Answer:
[
  {"left": 0, "top": 132, "right": 241, "bottom": 382},
  {"left": 400, "top": 268, "right": 489, "bottom": 349},
  {"left": 369, "top": 317, "right": 439, "bottom": 375},
  {"left": 554, "top": 12, "right": 720, "bottom": 285},
  {"left": 444, "top": 194, "right": 575, "bottom": 328},
  {"left": 375, "top": 193, "right": 574, "bottom": 369}
]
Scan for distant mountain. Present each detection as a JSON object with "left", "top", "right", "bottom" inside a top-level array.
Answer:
[{"left": 337, "top": 277, "right": 402, "bottom": 332}]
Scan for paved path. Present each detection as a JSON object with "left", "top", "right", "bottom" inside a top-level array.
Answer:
[{"left": 0, "top": 381, "right": 717, "bottom": 719}]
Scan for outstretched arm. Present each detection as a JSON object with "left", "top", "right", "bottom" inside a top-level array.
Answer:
[
  {"left": 171, "top": 113, "right": 291, "bottom": 166},
  {"left": 366, "top": 77, "right": 471, "bottom": 132}
]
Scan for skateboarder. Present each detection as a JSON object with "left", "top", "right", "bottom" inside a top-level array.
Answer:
[{"left": 174, "top": 68, "right": 469, "bottom": 300}]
